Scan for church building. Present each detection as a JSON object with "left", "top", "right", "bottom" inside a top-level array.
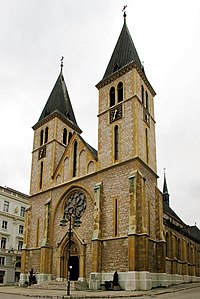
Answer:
[{"left": 20, "top": 13, "right": 200, "bottom": 290}]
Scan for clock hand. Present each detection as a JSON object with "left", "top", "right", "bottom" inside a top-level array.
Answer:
[{"left": 113, "top": 109, "right": 118, "bottom": 120}]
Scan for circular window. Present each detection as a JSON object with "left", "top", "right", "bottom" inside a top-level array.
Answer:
[{"left": 64, "top": 190, "right": 86, "bottom": 218}]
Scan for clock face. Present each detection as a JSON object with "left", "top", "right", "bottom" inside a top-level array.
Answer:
[
  {"left": 110, "top": 104, "right": 122, "bottom": 123},
  {"left": 38, "top": 145, "right": 46, "bottom": 160}
]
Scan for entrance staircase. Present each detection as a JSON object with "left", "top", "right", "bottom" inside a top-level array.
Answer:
[{"left": 29, "top": 280, "right": 89, "bottom": 291}]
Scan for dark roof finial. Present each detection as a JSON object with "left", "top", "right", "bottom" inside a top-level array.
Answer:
[
  {"left": 60, "top": 56, "right": 64, "bottom": 72},
  {"left": 163, "top": 168, "right": 168, "bottom": 194},
  {"left": 122, "top": 5, "right": 127, "bottom": 20},
  {"left": 163, "top": 167, "right": 170, "bottom": 206}
]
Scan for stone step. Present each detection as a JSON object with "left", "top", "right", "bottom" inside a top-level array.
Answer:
[{"left": 29, "top": 280, "right": 88, "bottom": 291}]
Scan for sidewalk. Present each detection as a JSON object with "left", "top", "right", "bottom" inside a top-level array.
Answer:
[{"left": 0, "top": 282, "right": 200, "bottom": 298}]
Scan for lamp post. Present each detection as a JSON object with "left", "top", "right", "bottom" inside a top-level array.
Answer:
[{"left": 60, "top": 205, "right": 82, "bottom": 296}]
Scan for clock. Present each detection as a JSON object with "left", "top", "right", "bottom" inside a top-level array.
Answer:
[
  {"left": 110, "top": 104, "right": 122, "bottom": 123},
  {"left": 38, "top": 145, "right": 46, "bottom": 160}
]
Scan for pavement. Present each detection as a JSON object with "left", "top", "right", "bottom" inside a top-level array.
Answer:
[{"left": 0, "top": 282, "right": 200, "bottom": 298}]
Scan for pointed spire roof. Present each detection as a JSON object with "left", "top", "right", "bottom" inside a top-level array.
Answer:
[
  {"left": 163, "top": 172, "right": 169, "bottom": 195},
  {"left": 103, "top": 16, "right": 143, "bottom": 80},
  {"left": 162, "top": 170, "right": 170, "bottom": 207},
  {"left": 38, "top": 70, "right": 77, "bottom": 126},
  {"left": 162, "top": 170, "right": 185, "bottom": 224}
]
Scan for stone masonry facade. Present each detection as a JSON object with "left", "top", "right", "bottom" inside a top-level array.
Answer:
[{"left": 20, "top": 17, "right": 200, "bottom": 291}]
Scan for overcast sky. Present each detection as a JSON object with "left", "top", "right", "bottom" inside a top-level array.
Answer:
[{"left": 0, "top": 0, "right": 200, "bottom": 227}]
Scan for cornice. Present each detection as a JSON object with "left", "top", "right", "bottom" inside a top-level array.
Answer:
[
  {"left": 32, "top": 111, "right": 82, "bottom": 134},
  {"left": 0, "top": 211, "right": 25, "bottom": 222},
  {"left": 29, "top": 155, "right": 158, "bottom": 198},
  {"left": 96, "top": 61, "right": 156, "bottom": 97}
]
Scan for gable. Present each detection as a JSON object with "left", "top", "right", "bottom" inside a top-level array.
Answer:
[{"left": 53, "top": 133, "right": 97, "bottom": 186}]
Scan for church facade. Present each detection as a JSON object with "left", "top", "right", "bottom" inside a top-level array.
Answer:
[{"left": 20, "top": 15, "right": 200, "bottom": 290}]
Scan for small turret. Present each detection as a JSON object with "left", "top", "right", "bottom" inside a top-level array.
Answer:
[{"left": 163, "top": 170, "right": 170, "bottom": 206}]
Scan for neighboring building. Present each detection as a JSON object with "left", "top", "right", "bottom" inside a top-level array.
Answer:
[
  {"left": 20, "top": 13, "right": 200, "bottom": 290},
  {"left": 0, "top": 186, "right": 29, "bottom": 284}
]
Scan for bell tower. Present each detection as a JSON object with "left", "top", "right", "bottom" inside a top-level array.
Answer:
[
  {"left": 93, "top": 15, "right": 166, "bottom": 288},
  {"left": 96, "top": 14, "right": 157, "bottom": 174},
  {"left": 30, "top": 66, "right": 82, "bottom": 195}
]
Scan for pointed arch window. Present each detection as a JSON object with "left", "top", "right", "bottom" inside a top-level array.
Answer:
[
  {"left": 63, "top": 128, "right": 67, "bottom": 145},
  {"left": 187, "top": 243, "right": 190, "bottom": 262},
  {"left": 68, "top": 132, "right": 72, "bottom": 143},
  {"left": 145, "top": 128, "right": 149, "bottom": 164},
  {"left": 73, "top": 140, "right": 78, "bottom": 177},
  {"left": 110, "top": 87, "right": 115, "bottom": 107},
  {"left": 145, "top": 91, "right": 149, "bottom": 111},
  {"left": 40, "top": 130, "right": 44, "bottom": 146},
  {"left": 141, "top": 85, "right": 144, "bottom": 104},
  {"left": 166, "top": 232, "right": 169, "bottom": 257},
  {"left": 45, "top": 127, "right": 48, "bottom": 143},
  {"left": 178, "top": 238, "right": 181, "bottom": 260},
  {"left": 117, "top": 82, "right": 123, "bottom": 102},
  {"left": 114, "top": 125, "right": 119, "bottom": 161},
  {"left": 39, "top": 161, "right": 43, "bottom": 189},
  {"left": 114, "top": 198, "right": 119, "bottom": 237}
]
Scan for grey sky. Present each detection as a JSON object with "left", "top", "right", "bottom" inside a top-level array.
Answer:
[{"left": 0, "top": 0, "right": 200, "bottom": 226}]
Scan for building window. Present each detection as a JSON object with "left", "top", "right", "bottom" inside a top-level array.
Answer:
[
  {"left": 145, "top": 128, "right": 149, "bottom": 163},
  {"left": 39, "top": 161, "right": 43, "bottom": 189},
  {"left": 20, "top": 206, "right": 25, "bottom": 217},
  {"left": 68, "top": 132, "right": 72, "bottom": 143},
  {"left": 177, "top": 238, "right": 181, "bottom": 260},
  {"left": 19, "top": 225, "right": 24, "bottom": 234},
  {"left": 63, "top": 128, "right": 67, "bottom": 145},
  {"left": 40, "top": 129, "right": 44, "bottom": 146},
  {"left": 18, "top": 241, "right": 23, "bottom": 251},
  {"left": 1, "top": 238, "right": 6, "bottom": 249},
  {"left": 0, "top": 257, "right": 5, "bottom": 266},
  {"left": 114, "top": 125, "right": 119, "bottom": 161},
  {"left": 110, "top": 86, "right": 115, "bottom": 107},
  {"left": 166, "top": 233, "right": 169, "bottom": 258},
  {"left": 117, "top": 82, "right": 123, "bottom": 102},
  {"left": 73, "top": 140, "right": 78, "bottom": 177},
  {"left": 3, "top": 201, "right": 9, "bottom": 212},
  {"left": 2, "top": 221, "right": 7, "bottom": 230},
  {"left": 145, "top": 91, "right": 149, "bottom": 111},
  {"left": 114, "top": 198, "right": 119, "bottom": 237},
  {"left": 141, "top": 85, "right": 144, "bottom": 104},
  {"left": 44, "top": 127, "right": 48, "bottom": 143}
]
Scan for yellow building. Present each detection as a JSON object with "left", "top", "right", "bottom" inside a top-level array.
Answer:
[{"left": 20, "top": 14, "right": 200, "bottom": 290}]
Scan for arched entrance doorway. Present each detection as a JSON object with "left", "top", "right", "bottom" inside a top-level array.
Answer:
[
  {"left": 58, "top": 234, "right": 86, "bottom": 282},
  {"left": 56, "top": 188, "right": 89, "bottom": 282},
  {"left": 60, "top": 240, "right": 80, "bottom": 281},
  {"left": 69, "top": 240, "right": 79, "bottom": 281},
  {"left": 69, "top": 256, "right": 79, "bottom": 280}
]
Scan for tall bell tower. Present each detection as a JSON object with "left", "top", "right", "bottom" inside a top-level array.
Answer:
[
  {"left": 93, "top": 12, "right": 165, "bottom": 289},
  {"left": 96, "top": 14, "right": 157, "bottom": 174}
]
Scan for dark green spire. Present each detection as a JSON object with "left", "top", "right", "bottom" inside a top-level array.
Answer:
[
  {"left": 38, "top": 70, "right": 77, "bottom": 126},
  {"left": 103, "top": 16, "right": 143, "bottom": 80},
  {"left": 163, "top": 171, "right": 170, "bottom": 206}
]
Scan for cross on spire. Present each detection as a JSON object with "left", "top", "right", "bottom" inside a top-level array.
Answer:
[
  {"left": 60, "top": 56, "right": 64, "bottom": 71},
  {"left": 122, "top": 5, "right": 127, "bottom": 19}
]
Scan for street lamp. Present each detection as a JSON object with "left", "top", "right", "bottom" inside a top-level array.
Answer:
[{"left": 60, "top": 196, "right": 84, "bottom": 296}]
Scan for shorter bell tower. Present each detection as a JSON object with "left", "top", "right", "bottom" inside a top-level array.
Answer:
[{"left": 30, "top": 66, "right": 82, "bottom": 195}]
